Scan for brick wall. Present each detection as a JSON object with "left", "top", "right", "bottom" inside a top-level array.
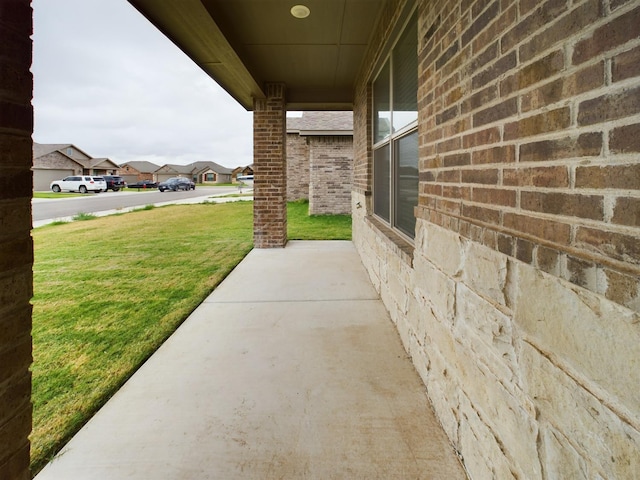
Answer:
[
  {"left": 287, "top": 130, "right": 354, "bottom": 215},
  {"left": 253, "top": 83, "right": 287, "bottom": 248},
  {"left": 309, "top": 136, "right": 353, "bottom": 215},
  {"left": 417, "top": 0, "right": 640, "bottom": 309},
  {"left": 0, "top": 1, "right": 33, "bottom": 479},
  {"left": 353, "top": 0, "right": 640, "bottom": 477},
  {"left": 286, "top": 132, "right": 309, "bottom": 201}
]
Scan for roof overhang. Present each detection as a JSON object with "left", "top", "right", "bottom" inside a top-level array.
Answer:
[{"left": 127, "top": 0, "right": 388, "bottom": 111}]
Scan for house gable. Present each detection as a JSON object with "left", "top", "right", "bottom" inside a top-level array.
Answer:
[
  {"left": 33, "top": 149, "right": 83, "bottom": 172},
  {"left": 119, "top": 161, "right": 160, "bottom": 175}
]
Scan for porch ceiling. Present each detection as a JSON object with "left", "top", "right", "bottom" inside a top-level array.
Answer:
[{"left": 127, "top": 0, "right": 387, "bottom": 111}]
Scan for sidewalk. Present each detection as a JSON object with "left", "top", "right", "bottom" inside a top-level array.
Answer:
[{"left": 35, "top": 241, "right": 467, "bottom": 479}]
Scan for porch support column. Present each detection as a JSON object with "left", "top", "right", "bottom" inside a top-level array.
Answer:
[
  {"left": 0, "top": 1, "right": 34, "bottom": 479},
  {"left": 253, "top": 83, "right": 287, "bottom": 248}
]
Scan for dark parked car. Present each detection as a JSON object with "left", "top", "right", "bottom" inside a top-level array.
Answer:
[
  {"left": 128, "top": 180, "right": 158, "bottom": 189},
  {"left": 158, "top": 177, "right": 195, "bottom": 192},
  {"left": 102, "top": 175, "right": 126, "bottom": 192}
]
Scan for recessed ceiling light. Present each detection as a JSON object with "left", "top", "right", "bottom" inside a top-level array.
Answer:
[{"left": 291, "top": 5, "right": 310, "bottom": 19}]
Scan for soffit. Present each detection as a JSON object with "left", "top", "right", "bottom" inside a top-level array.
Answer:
[{"left": 127, "top": 0, "right": 387, "bottom": 111}]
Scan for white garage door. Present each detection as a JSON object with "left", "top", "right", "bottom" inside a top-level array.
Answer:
[{"left": 34, "top": 169, "right": 74, "bottom": 191}]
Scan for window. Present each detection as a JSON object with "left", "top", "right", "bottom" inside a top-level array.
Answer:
[{"left": 373, "top": 13, "right": 418, "bottom": 239}]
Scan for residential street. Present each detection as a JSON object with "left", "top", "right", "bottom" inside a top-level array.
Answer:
[{"left": 32, "top": 186, "right": 241, "bottom": 224}]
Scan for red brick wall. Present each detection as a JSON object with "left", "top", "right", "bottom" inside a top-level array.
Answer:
[
  {"left": 309, "top": 136, "right": 353, "bottom": 215},
  {"left": 286, "top": 132, "right": 309, "bottom": 201},
  {"left": 0, "top": 1, "right": 33, "bottom": 479},
  {"left": 413, "top": 0, "right": 640, "bottom": 310},
  {"left": 253, "top": 83, "right": 287, "bottom": 248}
]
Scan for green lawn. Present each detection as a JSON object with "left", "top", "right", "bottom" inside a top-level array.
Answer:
[
  {"left": 34, "top": 192, "right": 85, "bottom": 199},
  {"left": 30, "top": 201, "right": 350, "bottom": 474}
]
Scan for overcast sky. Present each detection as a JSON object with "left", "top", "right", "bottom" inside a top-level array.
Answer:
[{"left": 32, "top": 0, "right": 256, "bottom": 168}]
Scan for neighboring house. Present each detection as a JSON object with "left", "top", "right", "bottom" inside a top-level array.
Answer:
[
  {"left": 155, "top": 161, "right": 233, "bottom": 184},
  {"left": 32, "top": 143, "right": 85, "bottom": 191},
  {"left": 79, "top": 157, "right": 120, "bottom": 176},
  {"left": 118, "top": 161, "right": 160, "bottom": 184},
  {"left": 154, "top": 163, "right": 195, "bottom": 183},
  {"left": 190, "top": 161, "right": 233, "bottom": 184},
  {"left": 32, "top": 143, "right": 118, "bottom": 190},
  {"left": 287, "top": 111, "right": 353, "bottom": 215},
  {"left": 231, "top": 165, "right": 254, "bottom": 182}
]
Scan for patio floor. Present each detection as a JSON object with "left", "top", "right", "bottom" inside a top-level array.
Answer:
[{"left": 35, "top": 241, "right": 467, "bottom": 479}]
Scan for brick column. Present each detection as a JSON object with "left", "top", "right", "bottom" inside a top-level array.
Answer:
[
  {"left": 0, "top": 1, "right": 34, "bottom": 479},
  {"left": 253, "top": 83, "right": 287, "bottom": 248}
]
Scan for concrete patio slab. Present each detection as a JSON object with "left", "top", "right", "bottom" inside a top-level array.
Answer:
[{"left": 35, "top": 241, "right": 466, "bottom": 479}]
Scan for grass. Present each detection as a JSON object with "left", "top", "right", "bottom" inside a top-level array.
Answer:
[
  {"left": 34, "top": 192, "right": 85, "bottom": 199},
  {"left": 71, "top": 212, "right": 96, "bottom": 221},
  {"left": 30, "top": 201, "right": 351, "bottom": 474},
  {"left": 288, "top": 199, "right": 352, "bottom": 240}
]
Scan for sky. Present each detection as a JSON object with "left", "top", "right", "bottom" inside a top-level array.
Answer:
[{"left": 32, "top": 0, "right": 257, "bottom": 168}]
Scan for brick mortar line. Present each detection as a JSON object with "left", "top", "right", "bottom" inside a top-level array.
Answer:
[{"left": 416, "top": 205, "right": 640, "bottom": 278}]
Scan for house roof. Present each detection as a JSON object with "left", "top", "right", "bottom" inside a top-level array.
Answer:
[
  {"left": 82, "top": 158, "right": 120, "bottom": 169},
  {"left": 127, "top": 0, "right": 390, "bottom": 111},
  {"left": 155, "top": 163, "right": 194, "bottom": 174},
  {"left": 155, "top": 161, "right": 233, "bottom": 175},
  {"left": 32, "top": 142, "right": 92, "bottom": 160},
  {"left": 121, "top": 161, "right": 161, "bottom": 173},
  {"left": 33, "top": 143, "right": 119, "bottom": 169},
  {"left": 288, "top": 111, "right": 353, "bottom": 136},
  {"left": 190, "top": 161, "right": 233, "bottom": 175}
]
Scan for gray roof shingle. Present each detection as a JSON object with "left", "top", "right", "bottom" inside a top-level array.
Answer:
[{"left": 287, "top": 111, "right": 353, "bottom": 135}]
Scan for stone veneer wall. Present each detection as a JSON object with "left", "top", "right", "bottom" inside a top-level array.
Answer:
[
  {"left": 0, "top": 1, "right": 33, "bottom": 479},
  {"left": 309, "top": 136, "right": 353, "bottom": 215},
  {"left": 352, "top": 0, "right": 640, "bottom": 478},
  {"left": 286, "top": 132, "right": 309, "bottom": 201}
]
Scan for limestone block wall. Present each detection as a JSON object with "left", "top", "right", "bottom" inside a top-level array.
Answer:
[
  {"left": 0, "top": 1, "right": 33, "bottom": 479},
  {"left": 352, "top": 0, "right": 640, "bottom": 478},
  {"left": 309, "top": 136, "right": 353, "bottom": 215}
]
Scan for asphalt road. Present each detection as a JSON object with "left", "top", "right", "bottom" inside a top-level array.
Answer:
[{"left": 32, "top": 186, "right": 240, "bottom": 222}]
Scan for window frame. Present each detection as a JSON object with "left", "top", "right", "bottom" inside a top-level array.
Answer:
[{"left": 371, "top": 11, "right": 419, "bottom": 242}]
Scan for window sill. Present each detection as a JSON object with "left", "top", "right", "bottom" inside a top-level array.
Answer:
[{"left": 365, "top": 216, "right": 414, "bottom": 267}]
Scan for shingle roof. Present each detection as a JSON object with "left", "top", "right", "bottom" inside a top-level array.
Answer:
[
  {"left": 33, "top": 143, "right": 72, "bottom": 158},
  {"left": 33, "top": 142, "right": 93, "bottom": 159},
  {"left": 81, "top": 157, "right": 120, "bottom": 169},
  {"left": 155, "top": 163, "right": 194, "bottom": 174},
  {"left": 155, "top": 161, "right": 233, "bottom": 175},
  {"left": 287, "top": 111, "right": 353, "bottom": 135},
  {"left": 190, "top": 161, "right": 233, "bottom": 175},
  {"left": 286, "top": 116, "right": 304, "bottom": 132},
  {"left": 121, "top": 161, "right": 160, "bottom": 173}
]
